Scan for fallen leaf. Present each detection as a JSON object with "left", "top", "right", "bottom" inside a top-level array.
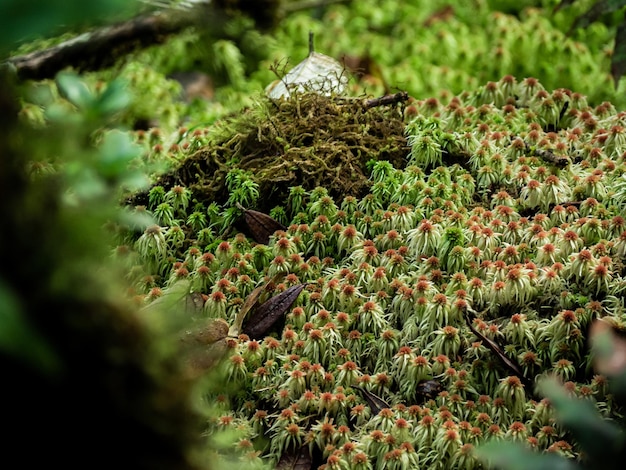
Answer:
[
  {"left": 237, "top": 202, "right": 286, "bottom": 245},
  {"left": 465, "top": 314, "right": 533, "bottom": 391},
  {"left": 353, "top": 385, "right": 390, "bottom": 415},
  {"left": 416, "top": 379, "right": 443, "bottom": 400},
  {"left": 242, "top": 283, "right": 307, "bottom": 339},
  {"left": 229, "top": 273, "right": 286, "bottom": 337},
  {"left": 179, "top": 318, "right": 230, "bottom": 376}
]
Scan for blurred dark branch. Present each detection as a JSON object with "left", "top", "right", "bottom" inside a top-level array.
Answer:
[
  {"left": 4, "top": 0, "right": 351, "bottom": 81},
  {"left": 6, "top": 12, "right": 189, "bottom": 80}
]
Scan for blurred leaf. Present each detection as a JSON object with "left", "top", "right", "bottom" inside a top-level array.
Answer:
[
  {"left": 0, "top": 279, "right": 61, "bottom": 374},
  {"left": 590, "top": 318, "right": 626, "bottom": 399},
  {"left": 117, "top": 206, "right": 155, "bottom": 230},
  {"left": 0, "top": 0, "right": 138, "bottom": 54},
  {"left": 120, "top": 171, "right": 151, "bottom": 192},
  {"left": 476, "top": 440, "right": 578, "bottom": 470},
  {"left": 55, "top": 72, "right": 94, "bottom": 109},
  {"left": 180, "top": 318, "right": 229, "bottom": 348},
  {"left": 64, "top": 165, "right": 108, "bottom": 203},
  {"left": 539, "top": 378, "right": 626, "bottom": 463},
  {"left": 179, "top": 318, "right": 230, "bottom": 376},
  {"left": 98, "top": 130, "right": 143, "bottom": 178},
  {"left": 95, "top": 79, "right": 132, "bottom": 116},
  {"left": 590, "top": 318, "right": 626, "bottom": 376}
]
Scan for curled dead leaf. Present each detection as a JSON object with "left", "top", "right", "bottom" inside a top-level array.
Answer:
[
  {"left": 242, "top": 283, "right": 307, "bottom": 339},
  {"left": 179, "top": 318, "right": 230, "bottom": 377},
  {"left": 236, "top": 202, "right": 286, "bottom": 244},
  {"left": 230, "top": 273, "right": 286, "bottom": 337},
  {"left": 266, "top": 51, "right": 348, "bottom": 100}
]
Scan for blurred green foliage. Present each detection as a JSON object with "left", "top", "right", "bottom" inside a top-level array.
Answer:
[
  {"left": 0, "top": 2, "right": 226, "bottom": 469},
  {"left": 0, "top": 0, "right": 138, "bottom": 55},
  {"left": 479, "top": 333, "right": 626, "bottom": 469},
  {"left": 6, "top": 1, "right": 626, "bottom": 469}
]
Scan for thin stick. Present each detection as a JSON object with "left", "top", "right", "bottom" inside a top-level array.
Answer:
[{"left": 364, "top": 91, "right": 409, "bottom": 109}]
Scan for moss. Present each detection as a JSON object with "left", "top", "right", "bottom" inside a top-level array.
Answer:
[
  {"left": 117, "top": 75, "right": 626, "bottom": 468},
  {"left": 129, "top": 92, "right": 409, "bottom": 214}
]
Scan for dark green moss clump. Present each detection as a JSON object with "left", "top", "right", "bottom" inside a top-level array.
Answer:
[{"left": 133, "top": 92, "right": 409, "bottom": 213}]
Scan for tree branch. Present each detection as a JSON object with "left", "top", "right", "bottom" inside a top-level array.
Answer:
[
  {"left": 4, "top": 0, "right": 352, "bottom": 81},
  {"left": 6, "top": 12, "right": 191, "bottom": 80}
]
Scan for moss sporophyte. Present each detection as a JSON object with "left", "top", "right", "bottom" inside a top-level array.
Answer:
[{"left": 121, "top": 76, "right": 626, "bottom": 468}]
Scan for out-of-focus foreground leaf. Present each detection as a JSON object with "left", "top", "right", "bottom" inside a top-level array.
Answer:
[
  {"left": 0, "top": 279, "right": 60, "bottom": 373},
  {"left": 590, "top": 317, "right": 626, "bottom": 401},
  {"left": 179, "top": 318, "right": 230, "bottom": 377},
  {"left": 538, "top": 378, "right": 626, "bottom": 466},
  {"left": 0, "top": 0, "right": 138, "bottom": 55},
  {"left": 477, "top": 439, "right": 579, "bottom": 470}
]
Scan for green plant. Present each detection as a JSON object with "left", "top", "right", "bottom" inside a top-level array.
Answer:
[
  {"left": 478, "top": 323, "right": 626, "bottom": 469},
  {"left": 0, "top": 54, "right": 212, "bottom": 470}
]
